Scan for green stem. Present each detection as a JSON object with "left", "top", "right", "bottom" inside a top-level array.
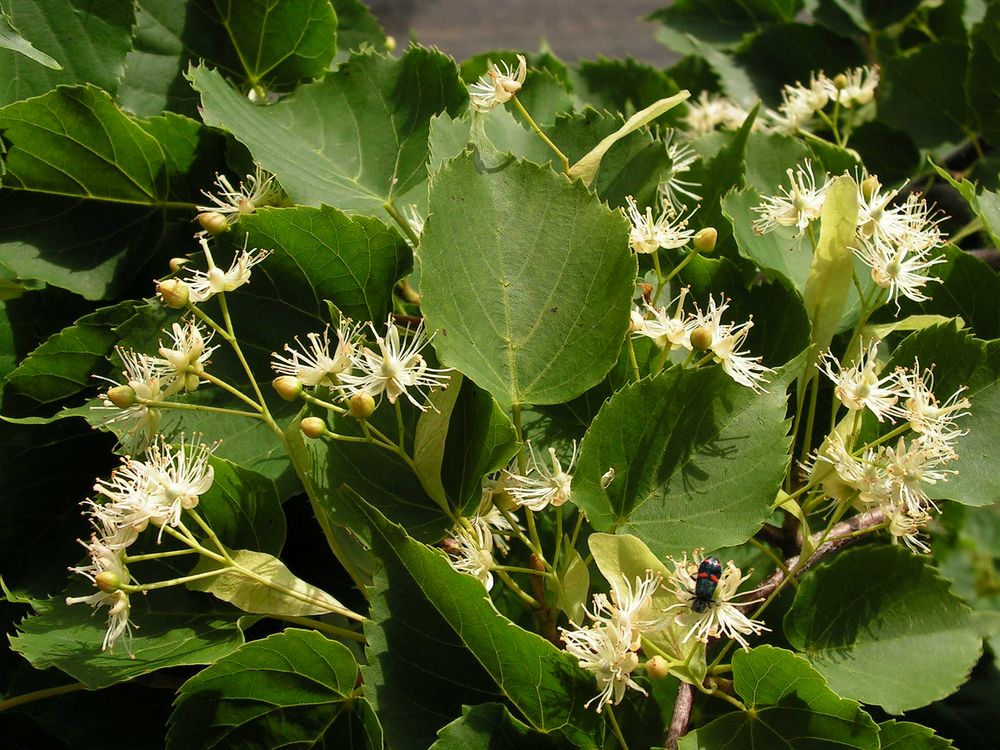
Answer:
[
  {"left": 607, "top": 706, "right": 631, "bottom": 750},
  {"left": 122, "top": 548, "right": 199, "bottom": 563},
  {"left": 186, "top": 508, "right": 231, "bottom": 559},
  {"left": 383, "top": 200, "right": 422, "bottom": 247},
  {"left": 511, "top": 96, "right": 570, "bottom": 173},
  {"left": 711, "top": 687, "right": 747, "bottom": 712},
  {"left": 123, "top": 567, "right": 227, "bottom": 592},
  {"left": 0, "top": 683, "right": 87, "bottom": 712},
  {"left": 626, "top": 336, "right": 642, "bottom": 381},
  {"left": 267, "top": 614, "right": 367, "bottom": 643},
  {"left": 495, "top": 569, "right": 540, "bottom": 609},
  {"left": 300, "top": 390, "right": 348, "bottom": 414},
  {"left": 216, "top": 292, "right": 269, "bottom": 411},
  {"left": 138, "top": 398, "right": 262, "bottom": 420},
  {"left": 660, "top": 248, "right": 697, "bottom": 286},
  {"left": 199, "top": 370, "right": 264, "bottom": 412},
  {"left": 395, "top": 400, "right": 406, "bottom": 452}
]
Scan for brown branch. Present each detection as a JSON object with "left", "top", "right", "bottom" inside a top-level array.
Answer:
[
  {"left": 665, "top": 682, "right": 694, "bottom": 750},
  {"left": 751, "top": 510, "right": 886, "bottom": 601}
]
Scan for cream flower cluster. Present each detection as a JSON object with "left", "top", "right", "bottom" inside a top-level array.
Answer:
[
  {"left": 68, "top": 436, "right": 218, "bottom": 653},
  {"left": 632, "top": 289, "right": 774, "bottom": 392},
  {"left": 753, "top": 163, "right": 946, "bottom": 306},
  {"left": 562, "top": 556, "right": 766, "bottom": 712},
  {"left": 273, "top": 315, "right": 451, "bottom": 412},
  {"left": 766, "top": 66, "right": 879, "bottom": 134},
  {"left": 196, "top": 164, "right": 281, "bottom": 227},
  {"left": 94, "top": 319, "right": 216, "bottom": 453},
  {"left": 816, "top": 345, "right": 971, "bottom": 551}
]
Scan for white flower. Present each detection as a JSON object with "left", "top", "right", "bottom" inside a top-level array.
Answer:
[
  {"left": 814, "top": 433, "right": 891, "bottom": 508},
  {"left": 157, "top": 320, "right": 216, "bottom": 391},
  {"left": 404, "top": 204, "right": 425, "bottom": 241},
  {"left": 822, "top": 340, "right": 904, "bottom": 422},
  {"left": 504, "top": 441, "right": 576, "bottom": 511},
  {"left": 632, "top": 287, "right": 693, "bottom": 350},
  {"left": 470, "top": 54, "right": 527, "bottom": 111},
  {"left": 591, "top": 572, "right": 667, "bottom": 643},
  {"left": 884, "top": 437, "right": 955, "bottom": 514},
  {"left": 447, "top": 521, "right": 495, "bottom": 590},
  {"left": 658, "top": 132, "right": 702, "bottom": 207},
  {"left": 94, "top": 436, "right": 217, "bottom": 535},
  {"left": 752, "top": 161, "right": 829, "bottom": 236},
  {"left": 767, "top": 72, "right": 834, "bottom": 133},
  {"left": 197, "top": 164, "right": 279, "bottom": 224},
  {"left": 897, "top": 361, "right": 970, "bottom": 456},
  {"left": 690, "top": 296, "right": 773, "bottom": 392},
  {"left": 624, "top": 196, "right": 696, "bottom": 253},
  {"left": 666, "top": 553, "right": 769, "bottom": 650},
  {"left": 271, "top": 320, "right": 358, "bottom": 387},
  {"left": 834, "top": 66, "right": 879, "bottom": 107},
  {"left": 337, "top": 315, "right": 451, "bottom": 411},
  {"left": 561, "top": 618, "right": 645, "bottom": 712},
  {"left": 683, "top": 91, "right": 750, "bottom": 134},
  {"left": 853, "top": 235, "right": 947, "bottom": 307},
  {"left": 65, "top": 537, "right": 135, "bottom": 653},
  {"left": 184, "top": 237, "right": 271, "bottom": 302},
  {"left": 93, "top": 348, "right": 172, "bottom": 452},
  {"left": 473, "top": 484, "right": 517, "bottom": 556},
  {"left": 888, "top": 505, "right": 933, "bottom": 554}
]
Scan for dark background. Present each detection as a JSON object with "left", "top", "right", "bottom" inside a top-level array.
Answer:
[{"left": 367, "top": 0, "right": 674, "bottom": 66}]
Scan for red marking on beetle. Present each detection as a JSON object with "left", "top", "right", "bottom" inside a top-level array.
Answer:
[{"left": 710, "top": 574, "right": 719, "bottom": 583}]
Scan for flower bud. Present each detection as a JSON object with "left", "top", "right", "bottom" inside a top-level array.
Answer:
[
  {"left": 833, "top": 73, "right": 849, "bottom": 90},
  {"left": 184, "top": 372, "right": 201, "bottom": 393},
  {"left": 385, "top": 35, "right": 397, "bottom": 52},
  {"left": 300, "top": 417, "right": 327, "bottom": 439},
  {"left": 645, "top": 655, "right": 671, "bottom": 680},
  {"left": 197, "top": 211, "right": 230, "bottom": 235},
  {"left": 690, "top": 326, "right": 713, "bottom": 352},
  {"left": 861, "top": 175, "right": 881, "bottom": 203},
  {"left": 169, "top": 257, "right": 189, "bottom": 273},
  {"left": 272, "top": 376, "right": 303, "bottom": 401},
  {"left": 157, "top": 278, "right": 190, "bottom": 309},
  {"left": 95, "top": 570, "right": 122, "bottom": 593},
  {"left": 693, "top": 227, "right": 718, "bottom": 254},
  {"left": 106, "top": 385, "right": 137, "bottom": 409},
  {"left": 348, "top": 391, "right": 377, "bottom": 419}
]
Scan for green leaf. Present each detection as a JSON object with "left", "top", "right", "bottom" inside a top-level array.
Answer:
[
  {"left": 801, "top": 174, "right": 859, "bottom": 362},
  {"left": 187, "top": 547, "right": 348, "bottom": 617},
  {"left": 573, "top": 366, "right": 792, "bottom": 559},
  {"left": 168, "top": 629, "right": 371, "bottom": 750},
  {"left": 0, "top": 10, "right": 61, "bottom": 69},
  {"left": 9, "top": 587, "right": 246, "bottom": 689},
  {"left": 213, "top": 0, "right": 337, "bottom": 90},
  {"left": 198, "top": 458, "right": 286, "bottom": 555},
  {"left": 350, "top": 494, "right": 605, "bottom": 749},
  {"left": 5, "top": 301, "right": 135, "bottom": 403},
  {"left": 420, "top": 151, "right": 636, "bottom": 409},
  {"left": 332, "top": 0, "right": 387, "bottom": 65},
  {"left": 569, "top": 57, "right": 683, "bottom": 115},
  {"left": 189, "top": 47, "right": 467, "bottom": 215},
  {"left": 784, "top": 545, "right": 982, "bottom": 713},
  {"left": 736, "top": 23, "right": 864, "bottom": 106},
  {"left": 239, "top": 205, "right": 412, "bottom": 323},
  {"left": 0, "top": 85, "right": 189, "bottom": 206},
  {"left": 439, "top": 378, "right": 519, "bottom": 512},
  {"left": 878, "top": 720, "right": 955, "bottom": 749},
  {"left": 932, "top": 163, "right": 1000, "bottom": 254},
  {"left": 430, "top": 703, "right": 561, "bottom": 750},
  {"left": 566, "top": 92, "right": 689, "bottom": 186},
  {"left": 311, "top": 400, "right": 451, "bottom": 541},
  {"left": 649, "top": 0, "right": 796, "bottom": 49},
  {"left": 119, "top": 0, "right": 220, "bottom": 117},
  {"left": 880, "top": 40, "right": 970, "bottom": 148},
  {"left": 679, "top": 645, "right": 879, "bottom": 750},
  {"left": 968, "top": 2, "right": 1000, "bottom": 146},
  {"left": 0, "top": 0, "right": 134, "bottom": 107}
]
